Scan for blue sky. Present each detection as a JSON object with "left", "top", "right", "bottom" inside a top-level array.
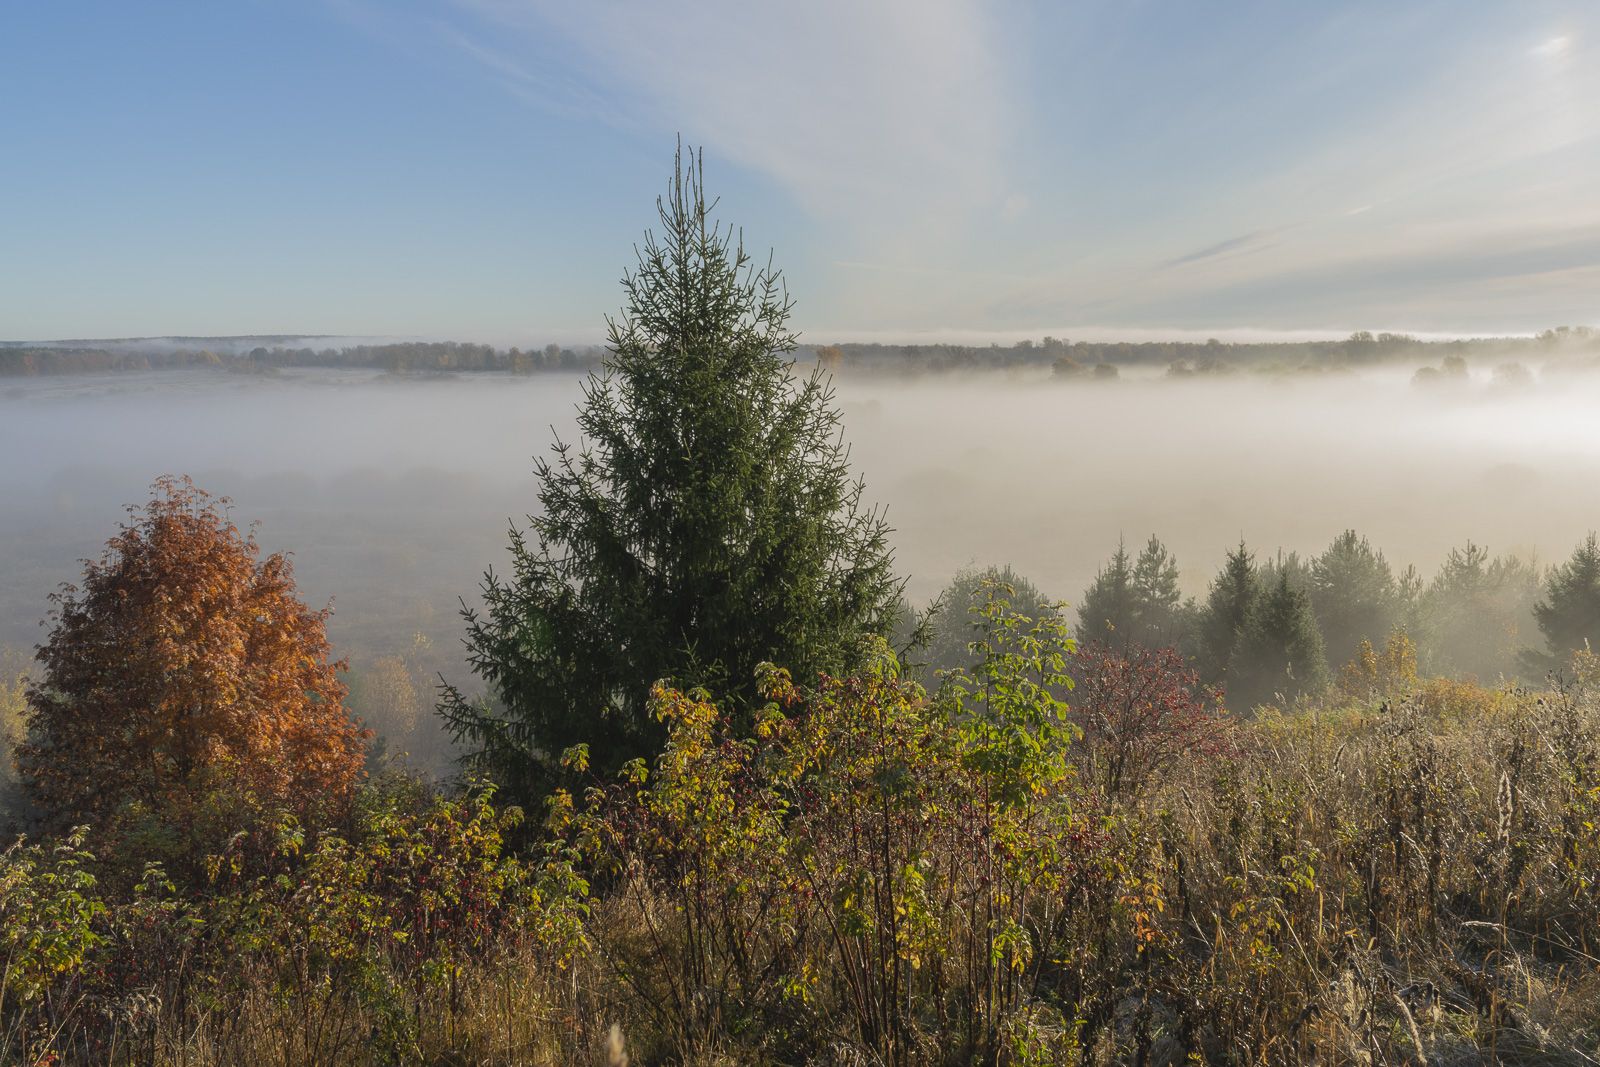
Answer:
[{"left": 3, "top": 0, "right": 1597, "bottom": 343}]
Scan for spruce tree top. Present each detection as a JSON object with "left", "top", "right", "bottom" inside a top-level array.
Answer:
[
  {"left": 443, "top": 146, "right": 903, "bottom": 796},
  {"left": 1199, "top": 539, "right": 1256, "bottom": 684}
]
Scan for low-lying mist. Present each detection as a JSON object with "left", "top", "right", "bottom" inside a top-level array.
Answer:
[{"left": 5, "top": 361, "right": 1598, "bottom": 684}]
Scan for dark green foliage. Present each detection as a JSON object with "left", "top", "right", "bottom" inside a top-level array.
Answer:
[
  {"left": 1131, "top": 535, "right": 1186, "bottom": 643},
  {"left": 1231, "top": 567, "right": 1328, "bottom": 710},
  {"left": 1310, "top": 530, "right": 1397, "bottom": 667},
  {"left": 1078, "top": 535, "right": 1195, "bottom": 650},
  {"left": 440, "top": 148, "right": 902, "bottom": 796},
  {"left": 1528, "top": 532, "right": 1600, "bottom": 674},
  {"left": 921, "top": 564, "right": 1050, "bottom": 674},
  {"left": 1198, "top": 540, "right": 1258, "bottom": 684},
  {"left": 1077, "top": 539, "right": 1135, "bottom": 645}
]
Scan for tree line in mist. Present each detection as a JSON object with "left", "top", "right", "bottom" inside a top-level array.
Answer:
[
  {"left": 914, "top": 526, "right": 1598, "bottom": 716},
  {"left": 7, "top": 324, "right": 1600, "bottom": 380},
  {"left": 0, "top": 339, "right": 610, "bottom": 377},
  {"left": 820, "top": 326, "right": 1600, "bottom": 377}
]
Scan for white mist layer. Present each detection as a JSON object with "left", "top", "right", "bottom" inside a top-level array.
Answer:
[{"left": 3, "top": 364, "right": 1597, "bottom": 658}]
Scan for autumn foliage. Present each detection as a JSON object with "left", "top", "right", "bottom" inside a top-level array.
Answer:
[{"left": 17, "top": 477, "right": 367, "bottom": 859}]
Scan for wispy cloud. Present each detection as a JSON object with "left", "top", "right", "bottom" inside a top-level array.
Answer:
[
  {"left": 435, "top": 26, "right": 633, "bottom": 127},
  {"left": 1532, "top": 34, "right": 1572, "bottom": 59},
  {"left": 441, "top": 0, "right": 1018, "bottom": 226},
  {"left": 1161, "top": 229, "right": 1278, "bottom": 270}
]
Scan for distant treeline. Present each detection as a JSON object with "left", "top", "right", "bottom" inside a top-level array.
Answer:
[
  {"left": 815, "top": 324, "right": 1600, "bottom": 376},
  {"left": 0, "top": 340, "right": 607, "bottom": 377},
  {"left": 0, "top": 346, "right": 228, "bottom": 377},
  {"left": 7, "top": 326, "right": 1600, "bottom": 378}
]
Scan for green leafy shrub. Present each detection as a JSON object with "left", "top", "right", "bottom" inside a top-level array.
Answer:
[{"left": 568, "top": 585, "right": 1151, "bottom": 1065}]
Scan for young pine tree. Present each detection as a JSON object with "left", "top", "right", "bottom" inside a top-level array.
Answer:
[
  {"left": 1309, "top": 529, "right": 1397, "bottom": 668},
  {"left": 1421, "top": 542, "right": 1539, "bottom": 681},
  {"left": 923, "top": 564, "right": 1051, "bottom": 674},
  {"left": 1198, "top": 540, "right": 1257, "bottom": 685},
  {"left": 1130, "top": 534, "right": 1190, "bottom": 648},
  {"left": 1256, "top": 549, "right": 1313, "bottom": 599},
  {"left": 442, "top": 148, "right": 902, "bottom": 795},
  {"left": 1077, "top": 535, "right": 1192, "bottom": 650},
  {"left": 1077, "top": 539, "right": 1135, "bottom": 645},
  {"left": 1231, "top": 567, "right": 1329, "bottom": 711}
]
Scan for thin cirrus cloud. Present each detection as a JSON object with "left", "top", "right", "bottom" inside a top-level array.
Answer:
[
  {"left": 991, "top": 222, "right": 1600, "bottom": 334},
  {"left": 439, "top": 0, "right": 1018, "bottom": 226},
  {"left": 1160, "top": 230, "right": 1282, "bottom": 271},
  {"left": 988, "top": 16, "right": 1600, "bottom": 336}
]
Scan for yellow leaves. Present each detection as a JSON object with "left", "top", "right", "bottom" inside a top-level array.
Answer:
[
  {"left": 545, "top": 789, "right": 576, "bottom": 833},
  {"left": 780, "top": 961, "right": 821, "bottom": 1005},
  {"left": 1337, "top": 629, "right": 1419, "bottom": 703},
  {"left": 1571, "top": 641, "right": 1600, "bottom": 690},
  {"left": 1118, "top": 877, "right": 1168, "bottom": 949}
]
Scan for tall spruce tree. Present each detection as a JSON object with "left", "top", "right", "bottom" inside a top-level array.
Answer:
[
  {"left": 442, "top": 147, "right": 902, "bottom": 794},
  {"left": 1199, "top": 540, "right": 1257, "bottom": 685},
  {"left": 1526, "top": 532, "right": 1600, "bottom": 675}
]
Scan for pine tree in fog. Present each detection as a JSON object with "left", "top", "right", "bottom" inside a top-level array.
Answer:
[
  {"left": 442, "top": 147, "right": 902, "bottom": 794},
  {"left": 1231, "top": 566, "right": 1329, "bottom": 710},
  {"left": 1527, "top": 532, "right": 1600, "bottom": 675},
  {"left": 1129, "top": 534, "right": 1192, "bottom": 648},
  {"left": 1078, "top": 535, "right": 1193, "bottom": 650},
  {"left": 1310, "top": 529, "right": 1398, "bottom": 668},
  {"left": 1198, "top": 540, "right": 1257, "bottom": 685},
  {"left": 1078, "top": 539, "right": 1136, "bottom": 645},
  {"left": 1421, "top": 542, "right": 1539, "bottom": 681}
]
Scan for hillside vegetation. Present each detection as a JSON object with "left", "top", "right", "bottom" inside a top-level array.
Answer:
[{"left": 4, "top": 149, "right": 1599, "bottom": 1066}]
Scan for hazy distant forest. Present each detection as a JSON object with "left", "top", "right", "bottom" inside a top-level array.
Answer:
[
  {"left": 7, "top": 323, "right": 1600, "bottom": 381},
  {"left": 5, "top": 156, "right": 1600, "bottom": 1067}
]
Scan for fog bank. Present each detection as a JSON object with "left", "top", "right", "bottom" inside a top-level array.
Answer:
[{"left": 5, "top": 364, "right": 1598, "bottom": 666}]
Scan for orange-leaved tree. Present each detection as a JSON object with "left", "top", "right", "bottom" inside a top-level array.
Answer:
[{"left": 17, "top": 477, "right": 367, "bottom": 861}]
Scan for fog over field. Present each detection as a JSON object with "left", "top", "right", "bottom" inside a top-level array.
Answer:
[{"left": 5, "top": 362, "right": 1597, "bottom": 675}]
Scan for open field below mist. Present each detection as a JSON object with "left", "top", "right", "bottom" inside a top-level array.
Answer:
[{"left": 5, "top": 363, "right": 1599, "bottom": 670}]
